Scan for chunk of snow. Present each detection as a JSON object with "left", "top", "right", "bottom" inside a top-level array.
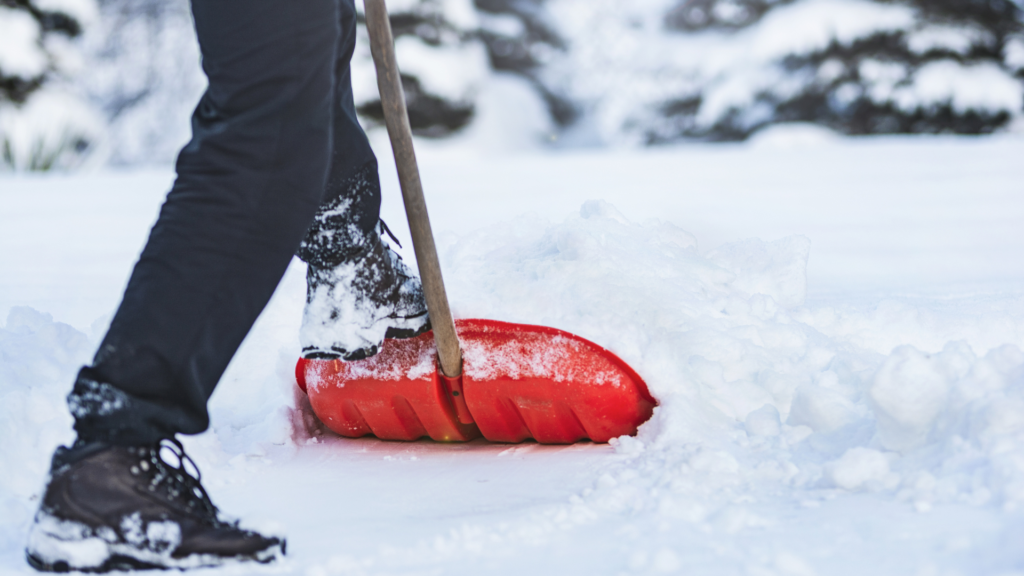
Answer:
[
  {"left": 869, "top": 345, "right": 951, "bottom": 453},
  {"left": 828, "top": 447, "right": 899, "bottom": 491},
  {"left": 745, "top": 404, "right": 782, "bottom": 437},
  {"left": 27, "top": 512, "right": 109, "bottom": 570},
  {"left": 787, "top": 383, "right": 860, "bottom": 433}
]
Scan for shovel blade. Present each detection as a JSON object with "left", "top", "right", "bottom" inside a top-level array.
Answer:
[{"left": 297, "top": 319, "right": 655, "bottom": 444}]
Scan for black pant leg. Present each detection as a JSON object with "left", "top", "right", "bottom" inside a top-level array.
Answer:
[
  {"left": 297, "top": 0, "right": 384, "bottom": 269},
  {"left": 70, "top": 0, "right": 342, "bottom": 445}
]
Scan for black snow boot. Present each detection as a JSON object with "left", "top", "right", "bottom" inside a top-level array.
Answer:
[
  {"left": 300, "top": 222, "right": 430, "bottom": 361},
  {"left": 25, "top": 440, "right": 284, "bottom": 572}
]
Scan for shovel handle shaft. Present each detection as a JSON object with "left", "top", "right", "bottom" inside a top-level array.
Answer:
[{"left": 364, "top": 0, "right": 463, "bottom": 378}]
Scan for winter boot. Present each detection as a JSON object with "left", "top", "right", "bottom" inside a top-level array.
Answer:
[
  {"left": 25, "top": 440, "right": 284, "bottom": 572},
  {"left": 300, "top": 223, "right": 430, "bottom": 361}
]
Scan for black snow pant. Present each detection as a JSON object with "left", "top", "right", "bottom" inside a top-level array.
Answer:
[{"left": 69, "top": 0, "right": 383, "bottom": 446}]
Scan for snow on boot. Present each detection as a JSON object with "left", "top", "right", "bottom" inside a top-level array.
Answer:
[
  {"left": 300, "top": 225, "right": 430, "bottom": 361},
  {"left": 26, "top": 440, "right": 284, "bottom": 572}
]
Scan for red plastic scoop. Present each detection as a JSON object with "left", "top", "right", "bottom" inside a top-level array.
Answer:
[
  {"left": 294, "top": 0, "right": 656, "bottom": 444},
  {"left": 296, "top": 319, "right": 655, "bottom": 443}
]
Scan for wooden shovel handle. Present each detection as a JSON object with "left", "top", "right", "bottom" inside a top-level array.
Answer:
[{"left": 364, "top": 0, "right": 463, "bottom": 378}]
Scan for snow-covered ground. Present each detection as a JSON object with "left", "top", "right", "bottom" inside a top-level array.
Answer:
[{"left": 2, "top": 132, "right": 1024, "bottom": 575}]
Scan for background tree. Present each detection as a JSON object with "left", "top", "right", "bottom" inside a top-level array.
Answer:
[
  {"left": 74, "top": 0, "right": 204, "bottom": 165},
  {"left": 351, "top": 0, "right": 488, "bottom": 136},
  {"left": 17, "top": 0, "right": 1022, "bottom": 168},
  {"left": 652, "top": 0, "right": 1024, "bottom": 141},
  {"left": 351, "top": 0, "right": 570, "bottom": 136},
  {"left": 0, "top": 0, "right": 102, "bottom": 170},
  {"left": 526, "top": 0, "right": 1024, "bottom": 144}
]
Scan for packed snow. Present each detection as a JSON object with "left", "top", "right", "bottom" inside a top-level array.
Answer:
[{"left": 2, "top": 133, "right": 1024, "bottom": 574}]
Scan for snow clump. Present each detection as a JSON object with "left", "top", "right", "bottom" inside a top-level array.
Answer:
[{"left": 436, "top": 200, "right": 1024, "bottom": 525}]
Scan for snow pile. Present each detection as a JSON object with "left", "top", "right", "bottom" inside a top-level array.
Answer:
[
  {"left": 407, "top": 199, "right": 1024, "bottom": 566},
  {"left": 0, "top": 308, "right": 83, "bottom": 557},
  {"left": 0, "top": 281, "right": 300, "bottom": 563},
  {"left": 305, "top": 196, "right": 1008, "bottom": 525},
  {"left": 439, "top": 199, "right": 1024, "bottom": 502}
]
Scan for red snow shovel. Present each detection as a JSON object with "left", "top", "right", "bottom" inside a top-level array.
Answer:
[{"left": 295, "top": 0, "right": 656, "bottom": 444}]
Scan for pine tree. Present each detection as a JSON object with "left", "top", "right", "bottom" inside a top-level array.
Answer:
[
  {"left": 474, "top": 0, "right": 575, "bottom": 125},
  {"left": 63, "top": 0, "right": 566, "bottom": 161},
  {"left": 527, "top": 0, "right": 1024, "bottom": 144},
  {"left": 652, "top": 0, "right": 1024, "bottom": 140},
  {"left": 0, "top": 0, "right": 82, "bottom": 104},
  {"left": 352, "top": 0, "right": 488, "bottom": 136},
  {"left": 75, "top": 0, "right": 205, "bottom": 165},
  {"left": 352, "top": 0, "right": 571, "bottom": 136}
]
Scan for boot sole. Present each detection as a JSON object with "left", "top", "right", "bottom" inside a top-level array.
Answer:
[
  {"left": 384, "top": 315, "right": 431, "bottom": 339},
  {"left": 26, "top": 531, "right": 284, "bottom": 573},
  {"left": 302, "top": 314, "right": 431, "bottom": 361},
  {"left": 27, "top": 550, "right": 281, "bottom": 573}
]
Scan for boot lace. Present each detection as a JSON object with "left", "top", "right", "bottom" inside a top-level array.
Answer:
[
  {"left": 129, "top": 439, "right": 221, "bottom": 524},
  {"left": 378, "top": 219, "right": 402, "bottom": 249}
]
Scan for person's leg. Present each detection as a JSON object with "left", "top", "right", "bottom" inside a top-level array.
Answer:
[
  {"left": 297, "top": 0, "right": 429, "bottom": 361},
  {"left": 298, "top": 0, "right": 380, "bottom": 269},
  {"left": 71, "top": 0, "right": 341, "bottom": 446},
  {"left": 27, "top": 0, "right": 340, "bottom": 570}
]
